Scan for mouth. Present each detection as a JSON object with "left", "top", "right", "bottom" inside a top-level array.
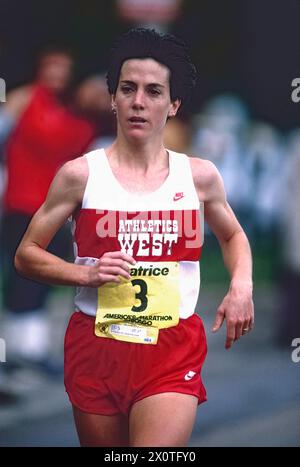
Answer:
[{"left": 128, "top": 116, "right": 147, "bottom": 123}]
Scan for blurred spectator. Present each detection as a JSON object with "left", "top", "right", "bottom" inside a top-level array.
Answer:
[
  {"left": 0, "top": 48, "right": 73, "bottom": 148},
  {"left": 76, "top": 75, "right": 116, "bottom": 150},
  {"left": 277, "top": 129, "right": 300, "bottom": 345},
  {"left": 116, "top": 0, "right": 183, "bottom": 30},
  {"left": 244, "top": 122, "right": 283, "bottom": 239},
  {"left": 0, "top": 48, "right": 97, "bottom": 369},
  {"left": 192, "top": 94, "right": 252, "bottom": 227}
]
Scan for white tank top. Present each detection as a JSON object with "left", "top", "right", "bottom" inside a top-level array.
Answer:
[{"left": 72, "top": 148, "right": 204, "bottom": 319}]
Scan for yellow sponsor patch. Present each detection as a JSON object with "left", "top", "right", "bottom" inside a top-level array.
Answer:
[{"left": 95, "top": 261, "right": 180, "bottom": 344}]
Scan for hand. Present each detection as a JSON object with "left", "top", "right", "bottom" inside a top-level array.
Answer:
[
  {"left": 211, "top": 282, "right": 254, "bottom": 349},
  {"left": 87, "top": 251, "right": 136, "bottom": 287}
]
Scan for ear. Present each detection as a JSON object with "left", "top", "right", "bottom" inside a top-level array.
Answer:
[
  {"left": 111, "top": 94, "right": 116, "bottom": 112},
  {"left": 168, "top": 99, "right": 181, "bottom": 118}
]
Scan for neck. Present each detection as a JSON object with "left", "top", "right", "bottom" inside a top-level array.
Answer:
[{"left": 107, "top": 134, "right": 168, "bottom": 173}]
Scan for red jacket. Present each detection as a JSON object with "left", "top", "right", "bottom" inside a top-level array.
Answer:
[{"left": 4, "top": 85, "right": 96, "bottom": 214}]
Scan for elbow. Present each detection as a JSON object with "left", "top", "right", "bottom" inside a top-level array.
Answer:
[
  {"left": 14, "top": 246, "right": 27, "bottom": 277},
  {"left": 226, "top": 227, "right": 246, "bottom": 244}
]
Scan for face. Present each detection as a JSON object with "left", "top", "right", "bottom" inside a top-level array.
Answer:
[
  {"left": 112, "top": 58, "right": 181, "bottom": 142},
  {"left": 37, "top": 53, "right": 73, "bottom": 93},
  {"left": 75, "top": 77, "right": 111, "bottom": 113}
]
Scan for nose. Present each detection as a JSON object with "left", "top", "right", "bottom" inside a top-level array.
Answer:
[{"left": 132, "top": 89, "right": 145, "bottom": 110}]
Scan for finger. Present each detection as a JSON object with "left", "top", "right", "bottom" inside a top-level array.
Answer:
[
  {"left": 100, "top": 258, "right": 133, "bottom": 274},
  {"left": 98, "top": 274, "right": 121, "bottom": 285},
  {"left": 249, "top": 314, "right": 255, "bottom": 330},
  {"left": 235, "top": 321, "right": 244, "bottom": 341},
  {"left": 225, "top": 320, "right": 235, "bottom": 349},
  {"left": 242, "top": 319, "right": 251, "bottom": 336},
  {"left": 117, "top": 259, "right": 135, "bottom": 273},
  {"left": 211, "top": 308, "right": 225, "bottom": 332},
  {"left": 103, "top": 251, "right": 136, "bottom": 265},
  {"left": 102, "top": 266, "right": 131, "bottom": 280},
  {"left": 249, "top": 301, "right": 255, "bottom": 330},
  {"left": 242, "top": 313, "right": 254, "bottom": 334}
]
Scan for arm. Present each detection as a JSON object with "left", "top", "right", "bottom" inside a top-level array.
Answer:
[
  {"left": 0, "top": 85, "right": 32, "bottom": 146},
  {"left": 190, "top": 157, "right": 254, "bottom": 349},
  {"left": 15, "top": 157, "right": 135, "bottom": 287},
  {"left": 0, "top": 108, "right": 14, "bottom": 145}
]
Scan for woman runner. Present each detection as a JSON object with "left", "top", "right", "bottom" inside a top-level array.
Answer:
[{"left": 15, "top": 28, "right": 254, "bottom": 447}]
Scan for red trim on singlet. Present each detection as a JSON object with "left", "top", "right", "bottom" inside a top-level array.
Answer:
[{"left": 74, "top": 208, "right": 202, "bottom": 261}]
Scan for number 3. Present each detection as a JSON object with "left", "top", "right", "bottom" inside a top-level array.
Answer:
[{"left": 131, "top": 279, "right": 148, "bottom": 312}]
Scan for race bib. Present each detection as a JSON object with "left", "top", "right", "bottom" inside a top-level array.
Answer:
[{"left": 95, "top": 261, "right": 180, "bottom": 344}]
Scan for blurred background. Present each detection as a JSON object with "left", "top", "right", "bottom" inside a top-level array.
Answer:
[{"left": 0, "top": 0, "right": 299, "bottom": 447}]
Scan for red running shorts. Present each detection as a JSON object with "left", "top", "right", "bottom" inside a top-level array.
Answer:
[{"left": 64, "top": 311, "right": 207, "bottom": 416}]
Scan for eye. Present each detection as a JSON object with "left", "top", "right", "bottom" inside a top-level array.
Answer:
[
  {"left": 148, "top": 88, "right": 161, "bottom": 96},
  {"left": 120, "top": 85, "right": 133, "bottom": 94}
]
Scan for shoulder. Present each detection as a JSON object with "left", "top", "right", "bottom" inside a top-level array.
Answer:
[
  {"left": 6, "top": 85, "right": 33, "bottom": 119},
  {"left": 188, "top": 155, "right": 219, "bottom": 182},
  {"left": 188, "top": 155, "right": 225, "bottom": 202},
  {"left": 47, "top": 155, "right": 89, "bottom": 207},
  {"left": 56, "top": 155, "right": 89, "bottom": 188}
]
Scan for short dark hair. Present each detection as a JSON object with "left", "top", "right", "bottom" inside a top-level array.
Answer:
[{"left": 106, "top": 28, "right": 197, "bottom": 104}]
